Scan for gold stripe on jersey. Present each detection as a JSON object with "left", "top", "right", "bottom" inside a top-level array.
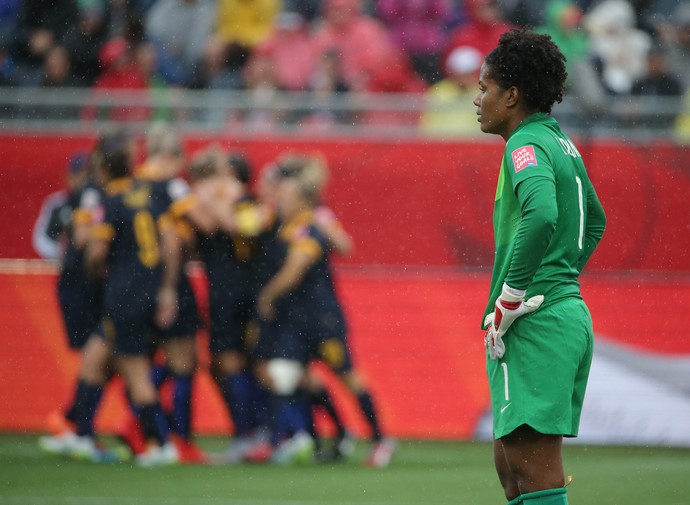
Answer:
[
  {"left": 175, "top": 218, "right": 195, "bottom": 241},
  {"left": 158, "top": 212, "right": 175, "bottom": 232},
  {"left": 290, "top": 236, "right": 322, "bottom": 261},
  {"left": 170, "top": 195, "right": 197, "bottom": 219},
  {"left": 279, "top": 209, "right": 314, "bottom": 240},
  {"left": 320, "top": 338, "right": 346, "bottom": 369},
  {"left": 73, "top": 208, "right": 93, "bottom": 225},
  {"left": 159, "top": 212, "right": 195, "bottom": 241},
  {"left": 92, "top": 223, "right": 116, "bottom": 242},
  {"left": 106, "top": 178, "right": 133, "bottom": 196},
  {"left": 124, "top": 184, "right": 152, "bottom": 209}
]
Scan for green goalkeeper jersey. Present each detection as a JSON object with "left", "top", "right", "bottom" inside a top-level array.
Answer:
[{"left": 483, "top": 113, "right": 606, "bottom": 323}]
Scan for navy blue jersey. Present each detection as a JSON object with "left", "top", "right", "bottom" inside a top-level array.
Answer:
[
  {"left": 60, "top": 182, "right": 104, "bottom": 277},
  {"left": 95, "top": 178, "right": 171, "bottom": 321},
  {"left": 94, "top": 177, "right": 194, "bottom": 354},
  {"left": 56, "top": 181, "right": 105, "bottom": 348},
  {"left": 196, "top": 198, "right": 259, "bottom": 352},
  {"left": 196, "top": 199, "right": 259, "bottom": 300},
  {"left": 251, "top": 214, "right": 283, "bottom": 296},
  {"left": 255, "top": 210, "right": 348, "bottom": 363},
  {"left": 280, "top": 212, "right": 344, "bottom": 331},
  {"left": 143, "top": 177, "right": 201, "bottom": 339}
]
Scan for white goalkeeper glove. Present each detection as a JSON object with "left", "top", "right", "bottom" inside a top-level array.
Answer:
[{"left": 483, "top": 283, "right": 544, "bottom": 360}]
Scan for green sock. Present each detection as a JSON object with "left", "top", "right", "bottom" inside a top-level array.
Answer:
[
  {"left": 520, "top": 488, "right": 568, "bottom": 505},
  {"left": 507, "top": 496, "right": 523, "bottom": 505}
]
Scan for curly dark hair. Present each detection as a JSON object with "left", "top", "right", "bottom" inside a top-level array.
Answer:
[{"left": 485, "top": 28, "right": 567, "bottom": 114}]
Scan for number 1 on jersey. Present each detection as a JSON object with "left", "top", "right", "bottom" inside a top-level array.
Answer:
[{"left": 575, "top": 176, "right": 584, "bottom": 250}]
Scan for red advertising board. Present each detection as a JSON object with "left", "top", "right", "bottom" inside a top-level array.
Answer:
[{"left": 1, "top": 133, "right": 689, "bottom": 271}]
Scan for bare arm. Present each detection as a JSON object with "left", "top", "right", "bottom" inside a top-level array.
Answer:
[
  {"left": 155, "top": 215, "right": 182, "bottom": 328},
  {"left": 84, "top": 233, "right": 110, "bottom": 280},
  {"left": 314, "top": 207, "right": 354, "bottom": 256}
]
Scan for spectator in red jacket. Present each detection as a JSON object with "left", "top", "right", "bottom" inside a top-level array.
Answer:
[{"left": 82, "top": 37, "right": 150, "bottom": 121}]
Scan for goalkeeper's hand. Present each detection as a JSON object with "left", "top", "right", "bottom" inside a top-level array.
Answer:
[{"left": 483, "top": 283, "right": 544, "bottom": 360}]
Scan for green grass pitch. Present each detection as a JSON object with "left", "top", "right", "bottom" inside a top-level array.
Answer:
[{"left": 0, "top": 434, "right": 688, "bottom": 505}]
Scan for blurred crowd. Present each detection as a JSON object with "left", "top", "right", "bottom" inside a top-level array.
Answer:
[{"left": 1, "top": 0, "right": 689, "bottom": 134}]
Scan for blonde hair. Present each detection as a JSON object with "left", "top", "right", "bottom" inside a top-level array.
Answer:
[
  {"left": 277, "top": 153, "right": 329, "bottom": 203},
  {"left": 146, "top": 122, "right": 182, "bottom": 157},
  {"left": 188, "top": 145, "right": 227, "bottom": 183}
]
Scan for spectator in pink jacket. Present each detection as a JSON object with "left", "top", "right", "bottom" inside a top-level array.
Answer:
[
  {"left": 376, "top": 0, "right": 456, "bottom": 84},
  {"left": 252, "top": 11, "right": 318, "bottom": 91},
  {"left": 312, "top": 0, "right": 410, "bottom": 92}
]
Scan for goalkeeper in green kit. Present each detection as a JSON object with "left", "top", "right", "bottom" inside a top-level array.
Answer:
[{"left": 474, "top": 29, "right": 606, "bottom": 505}]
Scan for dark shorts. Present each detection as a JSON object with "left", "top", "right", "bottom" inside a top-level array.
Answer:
[
  {"left": 308, "top": 312, "right": 352, "bottom": 373},
  {"left": 155, "top": 273, "right": 201, "bottom": 341},
  {"left": 208, "top": 291, "right": 253, "bottom": 355},
  {"left": 310, "top": 332, "right": 353, "bottom": 374},
  {"left": 253, "top": 315, "right": 310, "bottom": 364},
  {"left": 104, "top": 284, "right": 158, "bottom": 356},
  {"left": 57, "top": 271, "right": 103, "bottom": 349},
  {"left": 103, "top": 307, "right": 157, "bottom": 356}
]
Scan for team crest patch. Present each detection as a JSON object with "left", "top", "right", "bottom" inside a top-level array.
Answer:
[{"left": 511, "top": 146, "right": 538, "bottom": 172}]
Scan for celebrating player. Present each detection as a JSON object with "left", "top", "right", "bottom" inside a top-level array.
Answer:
[
  {"left": 474, "top": 29, "right": 606, "bottom": 505},
  {"left": 304, "top": 203, "right": 395, "bottom": 467},
  {"left": 188, "top": 148, "right": 270, "bottom": 463},
  {"left": 38, "top": 138, "right": 114, "bottom": 460},
  {"left": 86, "top": 131, "right": 182, "bottom": 467},
  {"left": 129, "top": 123, "right": 211, "bottom": 463}
]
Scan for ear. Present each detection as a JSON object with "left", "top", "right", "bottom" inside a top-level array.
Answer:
[{"left": 504, "top": 86, "right": 520, "bottom": 108}]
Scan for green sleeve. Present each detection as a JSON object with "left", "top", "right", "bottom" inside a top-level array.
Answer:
[
  {"left": 505, "top": 176, "right": 558, "bottom": 290},
  {"left": 576, "top": 177, "right": 606, "bottom": 271}
]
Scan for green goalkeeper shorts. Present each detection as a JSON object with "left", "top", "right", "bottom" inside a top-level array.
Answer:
[{"left": 486, "top": 296, "right": 594, "bottom": 440}]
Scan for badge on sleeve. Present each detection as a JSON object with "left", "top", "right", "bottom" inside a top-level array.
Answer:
[{"left": 511, "top": 146, "right": 538, "bottom": 172}]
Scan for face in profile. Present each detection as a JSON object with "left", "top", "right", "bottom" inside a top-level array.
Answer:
[
  {"left": 474, "top": 63, "right": 510, "bottom": 137},
  {"left": 276, "top": 176, "right": 304, "bottom": 219}
]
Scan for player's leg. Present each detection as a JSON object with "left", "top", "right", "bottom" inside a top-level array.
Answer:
[
  {"left": 487, "top": 298, "right": 593, "bottom": 503},
  {"left": 39, "top": 332, "right": 112, "bottom": 460},
  {"left": 210, "top": 327, "right": 270, "bottom": 464},
  {"left": 341, "top": 369, "right": 396, "bottom": 467},
  {"left": 118, "top": 353, "right": 177, "bottom": 466},
  {"left": 210, "top": 315, "right": 275, "bottom": 464},
  {"left": 494, "top": 437, "right": 521, "bottom": 502},
  {"left": 303, "top": 369, "right": 350, "bottom": 461},
  {"left": 112, "top": 311, "right": 177, "bottom": 467},
  {"left": 323, "top": 332, "right": 394, "bottom": 468},
  {"left": 252, "top": 321, "right": 314, "bottom": 463},
  {"left": 164, "top": 336, "right": 197, "bottom": 438},
  {"left": 155, "top": 270, "right": 207, "bottom": 462},
  {"left": 212, "top": 349, "right": 256, "bottom": 438},
  {"left": 499, "top": 425, "right": 566, "bottom": 494},
  {"left": 49, "top": 274, "right": 102, "bottom": 434},
  {"left": 258, "top": 356, "right": 314, "bottom": 464},
  {"left": 161, "top": 335, "right": 207, "bottom": 462},
  {"left": 209, "top": 299, "right": 268, "bottom": 444},
  {"left": 73, "top": 334, "right": 112, "bottom": 440}
]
